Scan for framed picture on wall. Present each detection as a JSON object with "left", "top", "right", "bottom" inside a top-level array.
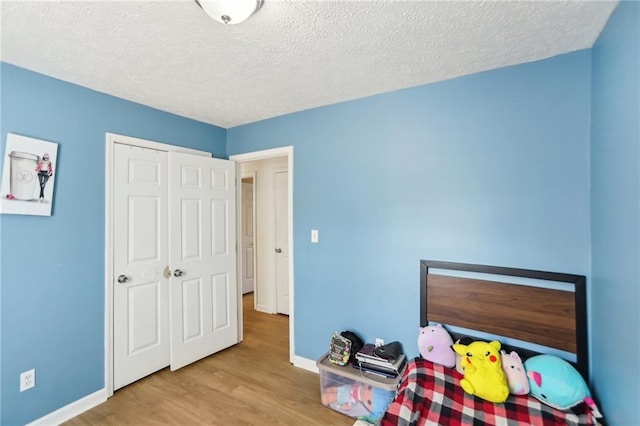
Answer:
[{"left": 0, "top": 133, "right": 59, "bottom": 216}]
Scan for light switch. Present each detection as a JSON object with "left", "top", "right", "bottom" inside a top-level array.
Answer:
[{"left": 311, "top": 229, "right": 319, "bottom": 243}]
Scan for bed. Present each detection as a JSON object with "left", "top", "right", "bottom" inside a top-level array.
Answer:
[{"left": 379, "top": 260, "right": 599, "bottom": 426}]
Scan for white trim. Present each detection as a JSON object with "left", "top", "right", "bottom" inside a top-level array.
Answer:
[
  {"left": 230, "top": 146, "right": 291, "bottom": 162},
  {"left": 292, "top": 355, "right": 318, "bottom": 374},
  {"left": 107, "top": 133, "right": 211, "bottom": 157},
  {"left": 104, "top": 136, "right": 113, "bottom": 397},
  {"left": 230, "top": 146, "right": 295, "bottom": 364},
  {"left": 104, "top": 133, "right": 212, "bottom": 397},
  {"left": 26, "top": 389, "right": 107, "bottom": 426}
]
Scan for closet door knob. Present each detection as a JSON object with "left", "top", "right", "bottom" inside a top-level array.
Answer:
[
  {"left": 173, "top": 269, "right": 185, "bottom": 277},
  {"left": 275, "top": 248, "right": 282, "bottom": 253},
  {"left": 117, "top": 274, "right": 129, "bottom": 283}
]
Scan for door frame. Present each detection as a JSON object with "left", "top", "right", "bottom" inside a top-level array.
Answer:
[
  {"left": 104, "top": 133, "right": 211, "bottom": 397},
  {"left": 230, "top": 147, "right": 295, "bottom": 364}
]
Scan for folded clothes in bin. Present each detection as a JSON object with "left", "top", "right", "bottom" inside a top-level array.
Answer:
[{"left": 373, "top": 341, "right": 403, "bottom": 362}]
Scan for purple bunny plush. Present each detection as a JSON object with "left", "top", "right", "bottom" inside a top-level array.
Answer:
[
  {"left": 417, "top": 324, "right": 456, "bottom": 368},
  {"left": 500, "top": 350, "right": 530, "bottom": 395}
]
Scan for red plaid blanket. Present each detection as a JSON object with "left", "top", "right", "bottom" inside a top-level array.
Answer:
[{"left": 380, "top": 358, "right": 595, "bottom": 426}]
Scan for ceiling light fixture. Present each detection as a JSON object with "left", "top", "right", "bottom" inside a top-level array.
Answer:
[{"left": 195, "top": 0, "right": 263, "bottom": 25}]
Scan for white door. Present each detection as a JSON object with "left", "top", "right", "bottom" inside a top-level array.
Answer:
[
  {"left": 113, "top": 144, "right": 170, "bottom": 390},
  {"left": 274, "top": 170, "right": 289, "bottom": 315},
  {"left": 169, "top": 152, "right": 238, "bottom": 370},
  {"left": 241, "top": 179, "right": 255, "bottom": 295}
]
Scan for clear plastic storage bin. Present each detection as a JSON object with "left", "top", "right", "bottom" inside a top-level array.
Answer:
[{"left": 316, "top": 353, "right": 399, "bottom": 424}]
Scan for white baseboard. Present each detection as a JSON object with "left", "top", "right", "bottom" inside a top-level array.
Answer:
[
  {"left": 27, "top": 388, "right": 107, "bottom": 426},
  {"left": 293, "top": 355, "right": 319, "bottom": 373}
]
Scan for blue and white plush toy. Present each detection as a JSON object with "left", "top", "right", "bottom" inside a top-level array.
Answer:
[{"left": 525, "top": 355, "right": 602, "bottom": 419}]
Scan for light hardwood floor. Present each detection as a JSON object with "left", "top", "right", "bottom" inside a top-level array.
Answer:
[{"left": 65, "top": 293, "right": 352, "bottom": 425}]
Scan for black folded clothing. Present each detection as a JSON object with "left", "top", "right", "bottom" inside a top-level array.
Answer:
[{"left": 373, "top": 341, "right": 403, "bottom": 362}]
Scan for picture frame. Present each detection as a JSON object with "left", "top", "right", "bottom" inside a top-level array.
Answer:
[{"left": 0, "top": 133, "right": 59, "bottom": 216}]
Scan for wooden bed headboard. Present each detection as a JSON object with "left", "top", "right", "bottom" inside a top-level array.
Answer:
[{"left": 420, "top": 260, "right": 588, "bottom": 380}]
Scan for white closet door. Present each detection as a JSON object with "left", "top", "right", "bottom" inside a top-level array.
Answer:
[
  {"left": 113, "top": 144, "right": 170, "bottom": 390},
  {"left": 169, "top": 152, "right": 238, "bottom": 370}
]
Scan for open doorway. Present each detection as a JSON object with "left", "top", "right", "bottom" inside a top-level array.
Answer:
[
  {"left": 241, "top": 175, "right": 255, "bottom": 296},
  {"left": 231, "top": 147, "right": 294, "bottom": 363},
  {"left": 239, "top": 157, "right": 288, "bottom": 314}
]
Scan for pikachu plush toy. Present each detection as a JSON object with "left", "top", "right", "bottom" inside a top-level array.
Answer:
[{"left": 452, "top": 340, "right": 510, "bottom": 403}]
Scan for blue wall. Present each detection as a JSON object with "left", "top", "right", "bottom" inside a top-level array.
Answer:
[
  {"left": 228, "top": 51, "right": 592, "bottom": 363},
  {"left": 591, "top": 2, "right": 640, "bottom": 424},
  {"left": 0, "top": 63, "right": 225, "bottom": 425}
]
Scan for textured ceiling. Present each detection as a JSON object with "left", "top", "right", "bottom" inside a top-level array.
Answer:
[{"left": 0, "top": 1, "right": 617, "bottom": 129}]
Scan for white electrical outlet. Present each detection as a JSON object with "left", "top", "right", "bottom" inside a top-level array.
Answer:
[
  {"left": 375, "top": 338, "right": 384, "bottom": 347},
  {"left": 311, "top": 229, "right": 319, "bottom": 243},
  {"left": 20, "top": 369, "right": 35, "bottom": 392}
]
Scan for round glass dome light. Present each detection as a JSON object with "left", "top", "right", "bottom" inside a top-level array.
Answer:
[{"left": 195, "top": 0, "right": 263, "bottom": 25}]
